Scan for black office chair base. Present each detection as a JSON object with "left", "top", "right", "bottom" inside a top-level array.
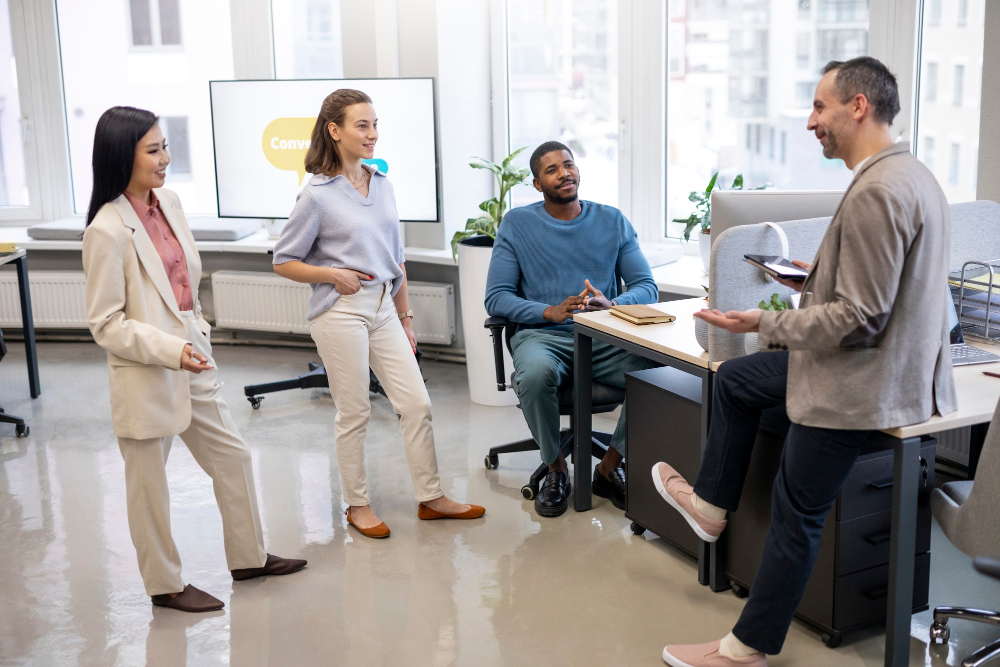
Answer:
[
  {"left": 243, "top": 357, "right": 420, "bottom": 409},
  {"left": 484, "top": 429, "right": 613, "bottom": 500},
  {"left": 930, "top": 606, "right": 1000, "bottom": 666},
  {"left": 0, "top": 407, "right": 29, "bottom": 437}
]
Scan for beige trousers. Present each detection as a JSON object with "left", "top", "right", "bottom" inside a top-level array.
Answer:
[
  {"left": 118, "top": 311, "right": 266, "bottom": 596},
  {"left": 310, "top": 282, "right": 444, "bottom": 506}
]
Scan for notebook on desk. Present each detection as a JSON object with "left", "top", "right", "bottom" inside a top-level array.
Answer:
[{"left": 609, "top": 304, "right": 676, "bottom": 325}]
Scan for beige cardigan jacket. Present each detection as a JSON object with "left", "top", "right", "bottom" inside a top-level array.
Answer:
[
  {"left": 758, "top": 142, "right": 958, "bottom": 430},
  {"left": 83, "top": 189, "right": 210, "bottom": 439}
]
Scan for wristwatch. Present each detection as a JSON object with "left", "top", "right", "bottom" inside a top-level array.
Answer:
[{"left": 398, "top": 309, "right": 414, "bottom": 320}]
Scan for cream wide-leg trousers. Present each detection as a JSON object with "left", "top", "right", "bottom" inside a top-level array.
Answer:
[
  {"left": 117, "top": 311, "right": 266, "bottom": 596},
  {"left": 309, "top": 282, "right": 444, "bottom": 507}
]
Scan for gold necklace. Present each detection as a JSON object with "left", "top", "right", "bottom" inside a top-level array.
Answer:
[{"left": 346, "top": 169, "right": 368, "bottom": 190}]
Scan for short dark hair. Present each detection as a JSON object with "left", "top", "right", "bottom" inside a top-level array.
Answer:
[
  {"left": 529, "top": 141, "right": 573, "bottom": 178},
  {"left": 821, "top": 56, "right": 900, "bottom": 125},
  {"left": 87, "top": 106, "right": 159, "bottom": 225}
]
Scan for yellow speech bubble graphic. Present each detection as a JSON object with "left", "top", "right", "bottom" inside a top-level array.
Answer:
[{"left": 262, "top": 117, "right": 316, "bottom": 185}]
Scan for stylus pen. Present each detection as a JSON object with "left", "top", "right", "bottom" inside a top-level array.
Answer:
[{"left": 983, "top": 371, "right": 1000, "bottom": 379}]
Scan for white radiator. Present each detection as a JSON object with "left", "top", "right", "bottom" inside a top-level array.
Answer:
[
  {"left": 933, "top": 426, "right": 971, "bottom": 468},
  {"left": 211, "top": 271, "right": 456, "bottom": 344},
  {"left": 0, "top": 271, "right": 89, "bottom": 328}
]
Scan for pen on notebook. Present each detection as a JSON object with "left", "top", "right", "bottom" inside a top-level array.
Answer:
[{"left": 983, "top": 371, "right": 1000, "bottom": 379}]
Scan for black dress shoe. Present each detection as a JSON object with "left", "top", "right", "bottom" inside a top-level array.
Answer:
[
  {"left": 151, "top": 584, "right": 224, "bottom": 613},
  {"left": 592, "top": 465, "right": 626, "bottom": 510},
  {"left": 231, "top": 553, "right": 308, "bottom": 581},
  {"left": 535, "top": 469, "right": 571, "bottom": 517}
]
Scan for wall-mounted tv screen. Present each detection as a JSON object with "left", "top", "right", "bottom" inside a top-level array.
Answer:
[{"left": 209, "top": 78, "right": 438, "bottom": 221}]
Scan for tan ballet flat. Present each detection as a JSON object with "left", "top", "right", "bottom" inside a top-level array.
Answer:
[
  {"left": 345, "top": 508, "right": 391, "bottom": 538},
  {"left": 417, "top": 503, "right": 486, "bottom": 520}
]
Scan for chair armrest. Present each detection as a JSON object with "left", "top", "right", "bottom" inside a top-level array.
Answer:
[{"left": 484, "top": 317, "right": 509, "bottom": 391}]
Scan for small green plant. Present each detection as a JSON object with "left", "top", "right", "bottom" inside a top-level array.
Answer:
[
  {"left": 450, "top": 147, "right": 532, "bottom": 259},
  {"left": 758, "top": 293, "right": 789, "bottom": 311},
  {"left": 672, "top": 172, "right": 770, "bottom": 242}
]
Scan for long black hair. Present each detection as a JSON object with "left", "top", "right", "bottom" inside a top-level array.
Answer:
[{"left": 86, "top": 106, "right": 159, "bottom": 225}]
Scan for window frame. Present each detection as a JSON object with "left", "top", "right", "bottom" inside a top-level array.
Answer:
[{"left": 125, "top": 0, "right": 184, "bottom": 52}]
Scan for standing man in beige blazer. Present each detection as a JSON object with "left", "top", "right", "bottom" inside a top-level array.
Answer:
[
  {"left": 654, "top": 57, "right": 958, "bottom": 666},
  {"left": 83, "top": 106, "right": 306, "bottom": 613}
]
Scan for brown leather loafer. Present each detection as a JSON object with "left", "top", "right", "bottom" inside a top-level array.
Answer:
[
  {"left": 150, "top": 584, "right": 224, "bottom": 613},
  {"left": 231, "top": 553, "right": 308, "bottom": 581},
  {"left": 346, "top": 508, "right": 391, "bottom": 538},
  {"left": 417, "top": 503, "right": 486, "bottom": 520}
]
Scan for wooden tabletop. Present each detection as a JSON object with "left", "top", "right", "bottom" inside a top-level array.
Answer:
[
  {"left": 573, "top": 297, "right": 711, "bottom": 369},
  {"left": 884, "top": 344, "right": 1000, "bottom": 438},
  {"left": 0, "top": 248, "right": 26, "bottom": 266}
]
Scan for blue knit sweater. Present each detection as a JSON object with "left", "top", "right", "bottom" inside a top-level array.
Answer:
[{"left": 484, "top": 201, "right": 657, "bottom": 333}]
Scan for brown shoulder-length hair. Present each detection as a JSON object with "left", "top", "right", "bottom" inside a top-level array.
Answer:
[{"left": 304, "top": 89, "right": 373, "bottom": 177}]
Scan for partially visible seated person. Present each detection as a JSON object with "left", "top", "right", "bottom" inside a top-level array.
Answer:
[{"left": 484, "top": 141, "right": 660, "bottom": 518}]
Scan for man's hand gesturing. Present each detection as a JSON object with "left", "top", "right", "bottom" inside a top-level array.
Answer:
[
  {"left": 581, "top": 279, "right": 614, "bottom": 311},
  {"left": 543, "top": 295, "right": 586, "bottom": 324}
]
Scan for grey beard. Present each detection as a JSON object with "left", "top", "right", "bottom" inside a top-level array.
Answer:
[{"left": 822, "top": 130, "right": 838, "bottom": 159}]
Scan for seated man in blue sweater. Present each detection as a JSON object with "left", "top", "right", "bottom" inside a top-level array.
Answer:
[{"left": 485, "top": 141, "right": 660, "bottom": 517}]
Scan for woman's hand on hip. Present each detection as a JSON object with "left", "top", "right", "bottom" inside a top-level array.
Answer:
[
  {"left": 401, "top": 318, "right": 417, "bottom": 353},
  {"left": 181, "top": 343, "right": 213, "bottom": 373},
  {"left": 327, "top": 268, "right": 373, "bottom": 296}
]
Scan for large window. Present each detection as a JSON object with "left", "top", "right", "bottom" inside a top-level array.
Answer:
[
  {"left": 0, "top": 0, "right": 27, "bottom": 208},
  {"left": 506, "top": 0, "right": 618, "bottom": 209},
  {"left": 666, "top": 0, "right": 868, "bottom": 237},
  {"left": 915, "top": 0, "right": 983, "bottom": 202},
  {"left": 57, "top": 0, "right": 234, "bottom": 216},
  {"left": 272, "top": 0, "right": 344, "bottom": 79}
]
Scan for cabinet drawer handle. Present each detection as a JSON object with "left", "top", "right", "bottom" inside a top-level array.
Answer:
[
  {"left": 868, "top": 478, "right": 893, "bottom": 490},
  {"left": 864, "top": 531, "right": 891, "bottom": 546},
  {"left": 862, "top": 586, "right": 888, "bottom": 601}
]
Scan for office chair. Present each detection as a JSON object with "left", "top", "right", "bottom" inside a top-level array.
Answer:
[
  {"left": 0, "top": 328, "right": 30, "bottom": 437},
  {"left": 482, "top": 316, "right": 623, "bottom": 500},
  {"left": 928, "top": 400, "right": 1000, "bottom": 666},
  {"left": 243, "top": 350, "right": 422, "bottom": 409}
]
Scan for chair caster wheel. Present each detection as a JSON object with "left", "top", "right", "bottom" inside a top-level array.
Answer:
[
  {"left": 484, "top": 455, "right": 499, "bottom": 470},
  {"left": 630, "top": 521, "right": 646, "bottom": 536},
  {"left": 929, "top": 622, "right": 950, "bottom": 644},
  {"left": 731, "top": 584, "right": 749, "bottom": 599},
  {"left": 821, "top": 632, "right": 842, "bottom": 648},
  {"left": 521, "top": 485, "right": 536, "bottom": 500},
  {"left": 15, "top": 424, "right": 29, "bottom": 437},
  {"left": 248, "top": 397, "right": 263, "bottom": 410}
]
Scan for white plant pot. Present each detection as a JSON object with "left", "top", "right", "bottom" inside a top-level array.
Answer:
[
  {"left": 263, "top": 218, "right": 287, "bottom": 239},
  {"left": 457, "top": 238, "right": 519, "bottom": 407},
  {"left": 698, "top": 231, "right": 712, "bottom": 273},
  {"left": 695, "top": 317, "right": 710, "bottom": 352},
  {"left": 744, "top": 332, "right": 759, "bottom": 356}
]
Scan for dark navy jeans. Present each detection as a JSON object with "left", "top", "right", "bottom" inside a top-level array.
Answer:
[{"left": 693, "top": 352, "right": 869, "bottom": 655}]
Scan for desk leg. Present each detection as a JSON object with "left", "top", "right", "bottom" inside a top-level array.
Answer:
[
  {"left": 574, "top": 330, "right": 593, "bottom": 512},
  {"left": 14, "top": 256, "right": 40, "bottom": 398},
  {"left": 701, "top": 372, "right": 725, "bottom": 588},
  {"left": 885, "top": 436, "right": 920, "bottom": 667}
]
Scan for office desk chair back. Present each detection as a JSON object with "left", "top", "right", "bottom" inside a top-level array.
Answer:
[
  {"left": 0, "top": 328, "right": 30, "bottom": 437},
  {"left": 928, "top": 397, "right": 1000, "bottom": 666},
  {"left": 482, "top": 314, "right": 624, "bottom": 500}
]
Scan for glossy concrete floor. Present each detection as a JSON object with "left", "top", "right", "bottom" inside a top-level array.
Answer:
[{"left": 1, "top": 341, "right": 999, "bottom": 667}]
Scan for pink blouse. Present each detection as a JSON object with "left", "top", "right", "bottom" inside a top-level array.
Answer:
[{"left": 124, "top": 190, "right": 194, "bottom": 312}]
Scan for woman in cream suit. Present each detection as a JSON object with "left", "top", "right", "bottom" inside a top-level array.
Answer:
[{"left": 83, "top": 106, "right": 306, "bottom": 613}]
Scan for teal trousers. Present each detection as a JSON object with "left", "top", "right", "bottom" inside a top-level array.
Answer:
[{"left": 510, "top": 329, "right": 660, "bottom": 465}]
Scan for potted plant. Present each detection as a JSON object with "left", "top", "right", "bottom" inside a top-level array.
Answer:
[
  {"left": 744, "top": 293, "right": 789, "bottom": 355},
  {"left": 673, "top": 173, "right": 768, "bottom": 272},
  {"left": 451, "top": 148, "right": 531, "bottom": 406}
]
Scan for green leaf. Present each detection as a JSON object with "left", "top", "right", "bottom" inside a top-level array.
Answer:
[
  {"left": 502, "top": 146, "right": 528, "bottom": 169},
  {"left": 705, "top": 171, "right": 719, "bottom": 194},
  {"left": 732, "top": 174, "right": 744, "bottom": 190}
]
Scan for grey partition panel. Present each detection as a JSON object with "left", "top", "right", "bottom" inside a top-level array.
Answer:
[
  {"left": 949, "top": 200, "right": 1000, "bottom": 271},
  {"left": 708, "top": 216, "right": 830, "bottom": 363}
]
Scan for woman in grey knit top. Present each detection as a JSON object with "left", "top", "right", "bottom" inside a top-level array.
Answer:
[{"left": 273, "top": 89, "right": 485, "bottom": 538}]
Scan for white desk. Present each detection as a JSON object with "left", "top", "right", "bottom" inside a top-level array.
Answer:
[
  {"left": 653, "top": 255, "right": 707, "bottom": 297},
  {"left": 575, "top": 298, "right": 1000, "bottom": 667}
]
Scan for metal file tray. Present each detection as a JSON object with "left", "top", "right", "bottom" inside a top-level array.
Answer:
[{"left": 951, "top": 260, "right": 1000, "bottom": 342}]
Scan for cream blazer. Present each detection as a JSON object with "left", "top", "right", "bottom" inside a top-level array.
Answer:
[{"left": 83, "top": 189, "right": 211, "bottom": 440}]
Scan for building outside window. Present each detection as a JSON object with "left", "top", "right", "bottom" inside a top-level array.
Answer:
[
  {"left": 57, "top": 0, "right": 234, "bottom": 215},
  {"left": 666, "top": 0, "right": 868, "bottom": 237},
  {"left": 507, "top": 0, "right": 618, "bottom": 208},
  {"left": 949, "top": 142, "right": 961, "bottom": 185},
  {"left": 958, "top": 0, "right": 969, "bottom": 26},
  {"left": 129, "top": 0, "right": 182, "bottom": 48},
  {"left": 916, "top": 0, "right": 983, "bottom": 202},
  {"left": 0, "top": 0, "right": 27, "bottom": 207},
  {"left": 272, "top": 0, "right": 344, "bottom": 78}
]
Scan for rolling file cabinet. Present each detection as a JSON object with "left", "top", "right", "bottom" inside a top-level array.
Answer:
[{"left": 625, "top": 366, "right": 935, "bottom": 647}]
